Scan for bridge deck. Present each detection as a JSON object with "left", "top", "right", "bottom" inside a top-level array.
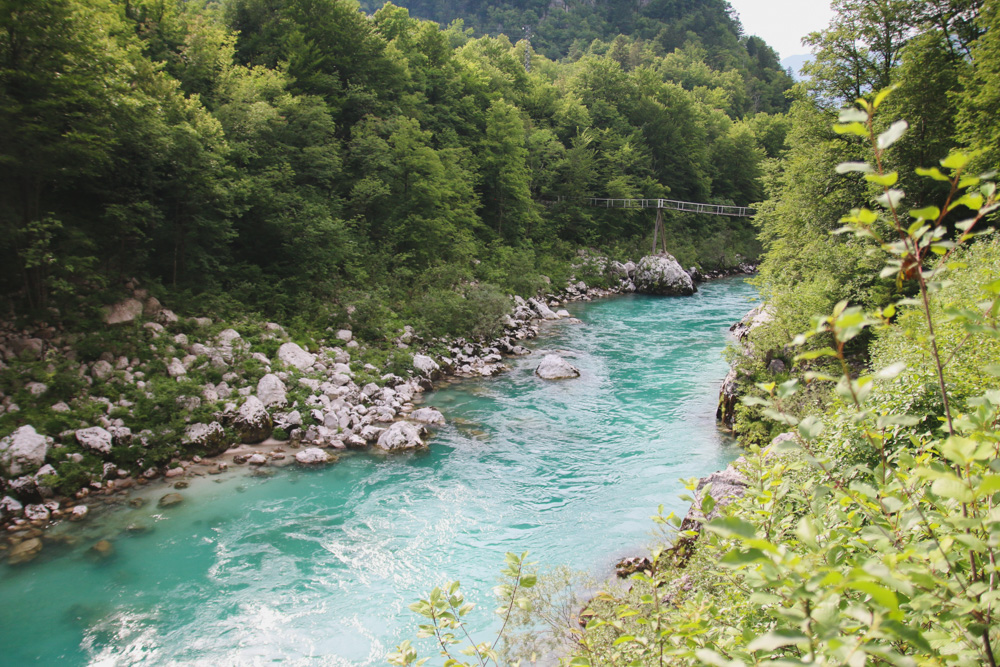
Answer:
[{"left": 583, "top": 197, "right": 754, "bottom": 217}]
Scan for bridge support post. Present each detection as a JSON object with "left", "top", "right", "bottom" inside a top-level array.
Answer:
[{"left": 652, "top": 207, "right": 667, "bottom": 255}]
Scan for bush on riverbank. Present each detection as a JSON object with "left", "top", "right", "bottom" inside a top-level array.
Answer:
[{"left": 393, "top": 81, "right": 1000, "bottom": 665}]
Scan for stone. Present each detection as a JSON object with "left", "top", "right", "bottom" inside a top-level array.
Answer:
[
  {"left": 295, "top": 448, "right": 331, "bottom": 465},
  {"left": 158, "top": 493, "right": 183, "bottom": 508},
  {"left": 25, "top": 382, "right": 47, "bottom": 396},
  {"left": 767, "top": 358, "right": 787, "bottom": 374},
  {"left": 8, "top": 537, "right": 43, "bottom": 565},
  {"left": 633, "top": 254, "right": 696, "bottom": 296},
  {"left": 234, "top": 396, "right": 273, "bottom": 444},
  {"left": 247, "top": 453, "right": 267, "bottom": 466},
  {"left": 51, "top": 402, "right": 70, "bottom": 413},
  {"left": 529, "top": 298, "right": 559, "bottom": 320},
  {"left": 716, "top": 367, "right": 739, "bottom": 429},
  {"left": 535, "top": 354, "right": 580, "bottom": 380},
  {"left": 375, "top": 421, "right": 425, "bottom": 452},
  {"left": 90, "top": 539, "right": 114, "bottom": 559},
  {"left": 0, "top": 496, "right": 24, "bottom": 519},
  {"left": 109, "top": 426, "right": 132, "bottom": 448},
  {"left": 70, "top": 505, "right": 89, "bottom": 522},
  {"left": 184, "top": 422, "right": 228, "bottom": 456},
  {"left": 91, "top": 359, "right": 114, "bottom": 380},
  {"left": 555, "top": 309, "right": 570, "bottom": 318},
  {"left": 191, "top": 317, "right": 213, "bottom": 328},
  {"left": 412, "top": 354, "right": 440, "bottom": 379},
  {"left": 11, "top": 337, "right": 44, "bottom": 360},
  {"left": 336, "top": 329, "right": 353, "bottom": 342},
  {"left": 0, "top": 425, "right": 51, "bottom": 476},
  {"left": 75, "top": 427, "right": 113, "bottom": 455},
  {"left": 24, "top": 504, "right": 50, "bottom": 522},
  {"left": 143, "top": 297, "right": 163, "bottom": 318},
  {"left": 277, "top": 342, "right": 316, "bottom": 371},
  {"left": 410, "top": 407, "right": 445, "bottom": 425},
  {"left": 167, "top": 358, "right": 187, "bottom": 378},
  {"left": 615, "top": 556, "right": 654, "bottom": 578},
  {"left": 256, "top": 373, "right": 287, "bottom": 407},
  {"left": 156, "top": 309, "right": 179, "bottom": 325},
  {"left": 164, "top": 467, "right": 184, "bottom": 478},
  {"left": 103, "top": 299, "right": 143, "bottom": 325}
]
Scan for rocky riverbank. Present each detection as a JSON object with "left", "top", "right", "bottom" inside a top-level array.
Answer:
[{"left": 0, "top": 250, "right": 751, "bottom": 565}]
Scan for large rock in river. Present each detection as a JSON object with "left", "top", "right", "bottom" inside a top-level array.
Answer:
[
  {"left": 633, "top": 254, "right": 695, "bottom": 296},
  {"left": 375, "top": 421, "right": 425, "bottom": 452},
  {"left": 535, "top": 354, "right": 580, "bottom": 380},
  {"left": 0, "top": 426, "right": 51, "bottom": 476}
]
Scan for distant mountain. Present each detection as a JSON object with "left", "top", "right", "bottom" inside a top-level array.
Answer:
[{"left": 780, "top": 54, "right": 813, "bottom": 82}]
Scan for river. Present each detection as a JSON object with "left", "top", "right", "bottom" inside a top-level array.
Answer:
[{"left": 0, "top": 276, "right": 757, "bottom": 666}]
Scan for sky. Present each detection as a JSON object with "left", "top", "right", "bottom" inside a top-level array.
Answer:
[{"left": 727, "top": 0, "right": 834, "bottom": 60}]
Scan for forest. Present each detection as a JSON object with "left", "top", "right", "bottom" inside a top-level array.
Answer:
[
  {"left": 4, "top": 0, "right": 1000, "bottom": 663},
  {"left": 382, "top": 0, "right": 1000, "bottom": 665},
  {"left": 1, "top": 0, "right": 790, "bottom": 334}
]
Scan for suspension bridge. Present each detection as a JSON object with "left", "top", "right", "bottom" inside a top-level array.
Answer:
[{"left": 545, "top": 196, "right": 756, "bottom": 254}]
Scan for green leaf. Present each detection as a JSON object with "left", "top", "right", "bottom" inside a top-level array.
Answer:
[
  {"left": 916, "top": 166, "right": 950, "bottom": 181},
  {"left": 798, "top": 415, "right": 824, "bottom": 441},
  {"left": 931, "top": 476, "right": 974, "bottom": 503},
  {"left": 909, "top": 206, "right": 940, "bottom": 220},
  {"left": 877, "top": 120, "right": 908, "bottom": 149},
  {"left": 866, "top": 172, "right": 898, "bottom": 187},
  {"left": 795, "top": 347, "right": 837, "bottom": 361},
  {"left": 707, "top": 516, "right": 757, "bottom": 540},
  {"left": 849, "top": 580, "right": 899, "bottom": 611},
  {"left": 872, "top": 85, "right": 898, "bottom": 109},
  {"left": 941, "top": 151, "right": 972, "bottom": 170},
  {"left": 834, "top": 122, "right": 869, "bottom": 137},
  {"left": 747, "top": 629, "right": 809, "bottom": 652}
]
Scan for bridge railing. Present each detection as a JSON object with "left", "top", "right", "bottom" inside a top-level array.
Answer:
[{"left": 584, "top": 198, "right": 754, "bottom": 217}]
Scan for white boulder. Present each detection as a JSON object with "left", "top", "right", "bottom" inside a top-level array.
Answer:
[
  {"left": 535, "top": 354, "right": 580, "bottom": 380},
  {"left": 256, "top": 373, "right": 287, "bottom": 407},
  {"left": 410, "top": 407, "right": 445, "bottom": 425},
  {"left": 103, "top": 298, "right": 143, "bottom": 325},
  {"left": 278, "top": 342, "right": 316, "bottom": 371},
  {"left": 234, "top": 396, "right": 272, "bottom": 444},
  {"left": 413, "top": 354, "right": 440, "bottom": 378},
  {"left": 375, "top": 421, "right": 425, "bottom": 452},
  {"left": 0, "top": 426, "right": 51, "bottom": 475},
  {"left": 295, "top": 448, "right": 331, "bottom": 465},
  {"left": 167, "top": 358, "right": 187, "bottom": 378},
  {"left": 76, "top": 426, "right": 113, "bottom": 454},
  {"left": 633, "top": 254, "right": 695, "bottom": 296}
]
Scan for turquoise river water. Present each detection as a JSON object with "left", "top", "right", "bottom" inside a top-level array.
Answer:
[{"left": 0, "top": 276, "right": 757, "bottom": 666}]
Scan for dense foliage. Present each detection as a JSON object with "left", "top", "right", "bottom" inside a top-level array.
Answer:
[
  {"left": 393, "top": 1, "right": 1000, "bottom": 665},
  {"left": 0, "top": 0, "right": 784, "bottom": 338}
]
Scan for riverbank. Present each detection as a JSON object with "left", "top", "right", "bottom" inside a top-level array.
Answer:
[
  {"left": 0, "top": 251, "right": 753, "bottom": 564},
  {"left": 0, "top": 275, "right": 758, "bottom": 665}
]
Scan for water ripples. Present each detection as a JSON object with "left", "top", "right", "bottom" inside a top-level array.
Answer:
[{"left": 0, "top": 277, "right": 758, "bottom": 666}]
